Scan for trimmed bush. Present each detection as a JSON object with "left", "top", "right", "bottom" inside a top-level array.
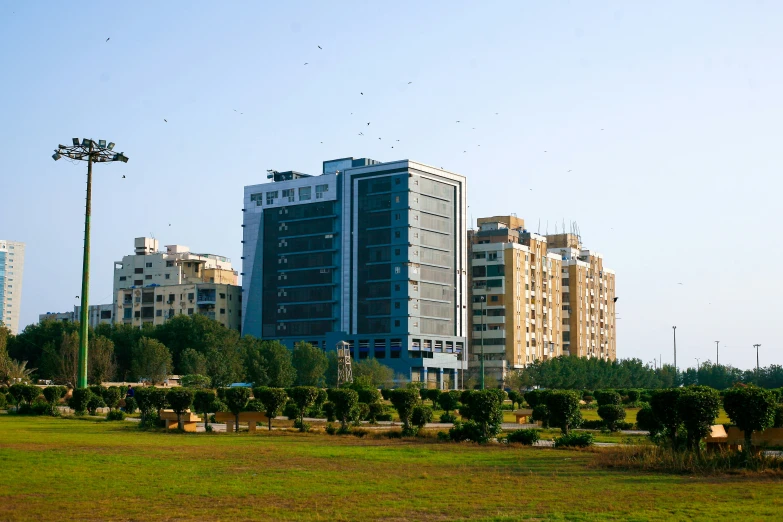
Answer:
[
  {"left": 774, "top": 405, "right": 783, "bottom": 428},
  {"left": 124, "top": 397, "right": 137, "bottom": 414},
  {"left": 0, "top": 392, "right": 6, "bottom": 409},
  {"left": 597, "top": 404, "right": 627, "bottom": 432},
  {"left": 328, "top": 389, "right": 360, "bottom": 429},
  {"left": 554, "top": 432, "right": 594, "bottom": 448},
  {"left": 87, "top": 395, "right": 106, "bottom": 416},
  {"left": 256, "top": 387, "right": 288, "bottom": 430},
  {"left": 438, "top": 390, "right": 461, "bottom": 414},
  {"left": 650, "top": 388, "right": 683, "bottom": 448},
  {"left": 224, "top": 387, "right": 251, "bottom": 433},
  {"left": 448, "top": 420, "right": 484, "bottom": 442},
  {"left": 283, "top": 402, "right": 299, "bottom": 420},
  {"left": 389, "top": 388, "right": 421, "bottom": 436},
  {"left": 323, "top": 401, "right": 336, "bottom": 422},
  {"left": 380, "top": 389, "right": 391, "bottom": 401},
  {"left": 546, "top": 390, "right": 582, "bottom": 435},
  {"left": 627, "top": 390, "right": 641, "bottom": 403},
  {"left": 439, "top": 412, "right": 457, "bottom": 423},
  {"left": 411, "top": 405, "right": 433, "bottom": 428},
  {"left": 723, "top": 385, "right": 778, "bottom": 450},
  {"left": 583, "top": 395, "right": 594, "bottom": 404},
  {"left": 507, "top": 429, "right": 540, "bottom": 445},
  {"left": 531, "top": 404, "right": 550, "bottom": 428},
  {"left": 580, "top": 419, "right": 605, "bottom": 430},
  {"left": 367, "top": 402, "right": 384, "bottom": 424},
  {"left": 289, "top": 386, "right": 320, "bottom": 432},
  {"left": 677, "top": 386, "right": 720, "bottom": 451},
  {"left": 106, "top": 410, "right": 126, "bottom": 421},
  {"left": 376, "top": 413, "right": 393, "bottom": 422},
  {"left": 69, "top": 389, "right": 93, "bottom": 415},
  {"left": 595, "top": 391, "right": 622, "bottom": 406}
]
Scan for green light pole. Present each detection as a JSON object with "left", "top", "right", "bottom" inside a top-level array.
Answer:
[
  {"left": 53, "top": 139, "right": 128, "bottom": 388},
  {"left": 479, "top": 295, "right": 485, "bottom": 390}
]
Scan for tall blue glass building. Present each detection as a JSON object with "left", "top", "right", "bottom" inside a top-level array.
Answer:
[{"left": 242, "top": 157, "right": 468, "bottom": 388}]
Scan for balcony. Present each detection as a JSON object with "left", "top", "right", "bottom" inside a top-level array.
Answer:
[{"left": 197, "top": 290, "right": 217, "bottom": 304}]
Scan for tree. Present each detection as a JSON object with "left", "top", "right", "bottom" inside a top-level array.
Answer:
[
  {"left": 327, "top": 388, "right": 359, "bottom": 431},
  {"left": 438, "top": 390, "right": 460, "bottom": 414},
  {"left": 289, "top": 386, "right": 319, "bottom": 431},
  {"left": 597, "top": 404, "right": 626, "bottom": 432},
  {"left": 135, "top": 387, "right": 166, "bottom": 425},
  {"left": 412, "top": 405, "right": 433, "bottom": 428},
  {"left": 131, "top": 338, "right": 172, "bottom": 385},
  {"left": 507, "top": 390, "right": 522, "bottom": 409},
  {"left": 531, "top": 404, "right": 550, "bottom": 428},
  {"left": 636, "top": 404, "right": 663, "bottom": 437},
  {"left": 677, "top": 386, "right": 720, "bottom": 451},
  {"left": 463, "top": 390, "right": 504, "bottom": 442},
  {"left": 389, "top": 388, "right": 420, "bottom": 435},
  {"left": 256, "top": 388, "right": 288, "bottom": 430},
  {"left": 20, "top": 384, "right": 40, "bottom": 407},
  {"left": 166, "top": 388, "right": 194, "bottom": 430},
  {"left": 223, "top": 387, "right": 250, "bottom": 433},
  {"left": 68, "top": 388, "right": 93, "bottom": 415},
  {"left": 595, "top": 391, "right": 621, "bottom": 406},
  {"left": 523, "top": 389, "right": 550, "bottom": 409},
  {"left": 179, "top": 348, "right": 208, "bottom": 376},
  {"left": 102, "top": 386, "right": 122, "bottom": 410},
  {"left": 650, "top": 388, "right": 683, "bottom": 448},
  {"left": 292, "top": 342, "right": 328, "bottom": 386},
  {"left": 180, "top": 374, "right": 212, "bottom": 389},
  {"left": 352, "top": 358, "right": 394, "bottom": 389},
  {"left": 242, "top": 338, "right": 296, "bottom": 388},
  {"left": 89, "top": 335, "right": 116, "bottom": 384},
  {"left": 193, "top": 390, "right": 221, "bottom": 432},
  {"left": 42, "top": 386, "right": 66, "bottom": 415},
  {"left": 205, "top": 345, "right": 245, "bottom": 389},
  {"left": 426, "top": 389, "right": 441, "bottom": 407},
  {"left": 546, "top": 390, "right": 582, "bottom": 435},
  {"left": 723, "top": 385, "right": 777, "bottom": 451},
  {"left": 325, "top": 351, "right": 338, "bottom": 387}
]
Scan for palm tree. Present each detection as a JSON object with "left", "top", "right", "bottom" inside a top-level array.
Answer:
[{"left": 1, "top": 359, "right": 35, "bottom": 386}]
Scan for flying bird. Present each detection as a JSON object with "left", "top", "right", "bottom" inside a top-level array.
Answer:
[
  {"left": 367, "top": 122, "right": 370, "bottom": 125},
  {"left": 318, "top": 45, "right": 322, "bottom": 49},
  {"left": 122, "top": 175, "right": 126, "bottom": 179},
  {"left": 613, "top": 297, "right": 619, "bottom": 302},
  {"left": 164, "top": 119, "right": 167, "bottom": 122},
  {"left": 408, "top": 81, "right": 412, "bottom": 84},
  {"left": 567, "top": 170, "right": 572, "bottom": 172},
  {"left": 105, "top": 37, "right": 110, "bottom": 42},
  {"left": 75, "top": 296, "right": 79, "bottom": 299},
  {"left": 396, "top": 140, "right": 399, "bottom": 142},
  {"left": 456, "top": 121, "right": 460, "bottom": 123},
  {"left": 358, "top": 132, "right": 364, "bottom": 136},
  {"left": 304, "top": 62, "right": 308, "bottom": 65},
  {"left": 378, "top": 137, "right": 381, "bottom": 140},
  {"left": 360, "top": 92, "right": 364, "bottom": 95},
  {"left": 168, "top": 224, "right": 171, "bottom": 226}
]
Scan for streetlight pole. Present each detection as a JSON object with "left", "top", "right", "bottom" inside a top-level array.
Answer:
[
  {"left": 672, "top": 326, "right": 677, "bottom": 384},
  {"left": 53, "top": 139, "right": 128, "bottom": 388},
  {"left": 715, "top": 341, "right": 719, "bottom": 366},
  {"left": 754, "top": 344, "right": 761, "bottom": 379},
  {"left": 480, "top": 295, "right": 485, "bottom": 390}
]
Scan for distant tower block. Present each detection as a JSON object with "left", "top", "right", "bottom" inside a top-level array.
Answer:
[{"left": 336, "top": 340, "right": 353, "bottom": 387}]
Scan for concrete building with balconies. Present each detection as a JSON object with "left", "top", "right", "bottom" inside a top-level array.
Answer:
[{"left": 112, "top": 238, "right": 241, "bottom": 331}]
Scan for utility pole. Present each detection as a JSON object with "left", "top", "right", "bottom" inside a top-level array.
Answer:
[
  {"left": 672, "top": 326, "right": 677, "bottom": 384},
  {"left": 53, "top": 139, "right": 128, "bottom": 388},
  {"left": 715, "top": 341, "right": 720, "bottom": 366},
  {"left": 754, "top": 344, "right": 761, "bottom": 379},
  {"left": 479, "top": 295, "right": 485, "bottom": 390}
]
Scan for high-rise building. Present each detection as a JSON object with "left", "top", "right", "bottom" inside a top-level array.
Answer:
[
  {"left": 243, "top": 157, "right": 468, "bottom": 388},
  {"left": 468, "top": 217, "right": 563, "bottom": 384},
  {"left": 0, "top": 240, "right": 25, "bottom": 334},
  {"left": 546, "top": 233, "right": 616, "bottom": 360},
  {"left": 112, "top": 238, "right": 241, "bottom": 330}
]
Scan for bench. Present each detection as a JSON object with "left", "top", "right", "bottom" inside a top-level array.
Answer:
[
  {"left": 159, "top": 409, "right": 201, "bottom": 432},
  {"left": 513, "top": 409, "right": 534, "bottom": 424},
  {"left": 215, "top": 411, "right": 269, "bottom": 432},
  {"left": 725, "top": 426, "right": 783, "bottom": 451}
]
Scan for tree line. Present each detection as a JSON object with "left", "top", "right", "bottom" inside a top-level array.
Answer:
[
  {"left": 503, "top": 356, "right": 783, "bottom": 391},
  {"left": 1, "top": 316, "right": 394, "bottom": 389}
]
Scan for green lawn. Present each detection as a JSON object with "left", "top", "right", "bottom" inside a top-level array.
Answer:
[{"left": 1, "top": 416, "right": 782, "bottom": 521}]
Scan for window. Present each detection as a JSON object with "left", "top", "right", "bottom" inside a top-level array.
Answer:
[
  {"left": 395, "top": 213, "right": 400, "bottom": 220},
  {"left": 165, "top": 274, "right": 170, "bottom": 280},
  {"left": 394, "top": 266, "right": 401, "bottom": 274},
  {"left": 145, "top": 275, "right": 152, "bottom": 280},
  {"left": 395, "top": 178, "right": 400, "bottom": 185},
  {"left": 135, "top": 268, "right": 143, "bottom": 274},
  {"left": 166, "top": 261, "right": 174, "bottom": 267},
  {"left": 220, "top": 308, "right": 226, "bottom": 314},
  {"left": 156, "top": 295, "right": 163, "bottom": 302},
  {"left": 395, "top": 284, "right": 400, "bottom": 291},
  {"left": 124, "top": 309, "right": 132, "bottom": 319},
  {"left": 119, "top": 276, "right": 126, "bottom": 281},
  {"left": 395, "top": 196, "right": 400, "bottom": 203},
  {"left": 156, "top": 310, "right": 162, "bottom": 317},
  {"left": 491, "top": 296, "right": 499, "bottom": 302},
  {"left": 395, "top": 231, "right": 401, "bottom": 238},
  {"left": 168, "top": 294, "right": 175, "bottom": 302},
  {"left": 145, "top": 262, "right": 152, "bottom": 268},
  {"left": 188, "top": 293, "right": 195, "bottom": 300},
  {"left": 134, "top": 280, "right": 143, "bottom": 286},
  {"left": 315, "top": 184, "right": 329, "bottom": 199},
  {"left": 134, "top": 311, "right": 141, "bottom": 318},
  {"left": 100, "top": 310, "right": 112, "bottom": 319},
  {"left": 298, "top": 186, "right": 311, "bottom": 201},
  {"left": 187, "top": 308, "right": 194, "bottom": 315},
  {"left": 395, "top": 302, "right": 400, "bottom": 309},
  {"left": 250, "top": 192, "right": 263, "bottom": 206},
  {"left": 394, "top": 320, "right": 400, "bottom": 327},
  {"left": 266, "top": 191, "right": 278, "bottom": 205},
  {"left": 220, "top": 293, "right": 226, "bottom": 299},
  {"left": 282, "top": 188, "right": 295, "bottom": 202}
]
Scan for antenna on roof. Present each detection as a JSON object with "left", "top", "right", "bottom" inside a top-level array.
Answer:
[{"left": 537, "top": 218, "right": 541, "bottom": 234}]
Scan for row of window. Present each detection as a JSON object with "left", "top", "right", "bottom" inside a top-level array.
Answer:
[{"left": 251, "top": 184, "right": 329, "bottom": 206}]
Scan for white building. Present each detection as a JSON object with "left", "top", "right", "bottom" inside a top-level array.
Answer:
[
  {"left": 0, "top": 240, "right": 25, "bottom": 334},
  {"left": 39, "top": 304, "right": 114, "bottom": 328}
]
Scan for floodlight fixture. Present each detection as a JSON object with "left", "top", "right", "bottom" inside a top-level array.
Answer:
[
  {"left": 107, "top": 142, "right": 115, "bottom": 150},
  {"left": 51, "top": 137, "right": 128, "bottom": 389}
]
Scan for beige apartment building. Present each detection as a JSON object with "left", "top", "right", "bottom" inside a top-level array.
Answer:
[
  {"left": 467, "top": 216, "right": 563, "bottom": 384},
  {"left": 546, "top": 233, "right": 616, "bottom": 361},
  {"left": 113, "top": 238, "right": 241, "bottom": 330}
]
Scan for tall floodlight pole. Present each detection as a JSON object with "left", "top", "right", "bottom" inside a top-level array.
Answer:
[
  {"left": 754, "top": 344, "right": 761, "bottom": 379},
  {"left": 672, "top": 326, "right": 677, "bottom": 384},
  {"left": 53, "top": 139, "right": 128, "bottom": 388},
  {"left": 715, "top": 341, "right": 720, "bottom": 366},
  {"left": 479, "top": 295, "right": 486, "bottom": 390}
]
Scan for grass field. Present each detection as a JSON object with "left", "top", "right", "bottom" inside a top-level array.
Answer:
[{"left": 1, "top": 416, "right": 782, "bottom": 521}]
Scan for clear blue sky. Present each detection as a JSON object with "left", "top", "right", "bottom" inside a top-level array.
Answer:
[{"left": 1, "top": 1, "right": 780, "bottom": 370}]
